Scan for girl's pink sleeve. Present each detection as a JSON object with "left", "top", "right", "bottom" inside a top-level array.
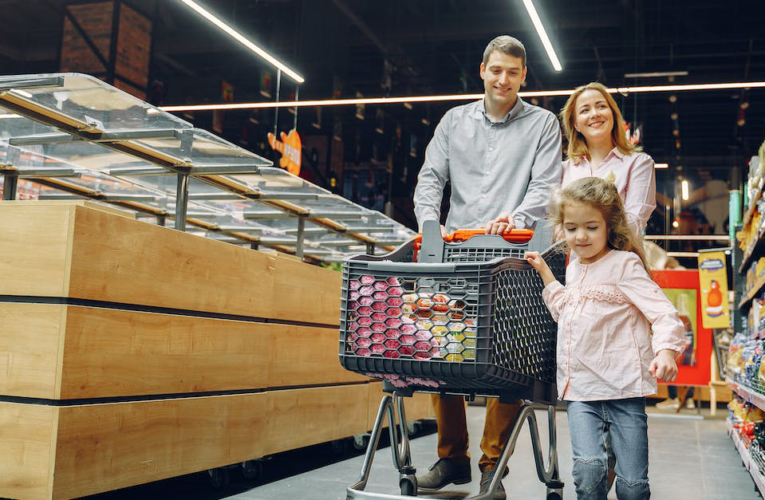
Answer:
[
  {"left": 541, "top": 281, "right": 566, "bottom": 322},
  {"left": 616, "top": 253, "right": 686, "bottom": 354}
]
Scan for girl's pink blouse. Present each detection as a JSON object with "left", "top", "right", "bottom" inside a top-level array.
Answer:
[{"left": 542, "top": 250, "right": 686, "bottom": 401}]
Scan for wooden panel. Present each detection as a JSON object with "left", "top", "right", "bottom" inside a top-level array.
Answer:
[
  {"left": 0, "top": 302, "right": 369, "bottom": 400},
  {"left": 1, "top": 200, "right": 134, "bottom": 218},
  {"left": 652, "top": 384, "right": 733, "bottom": 403},
  {"left": 52, "top": 393, "right": 268, "bottom": 499},
  {"left": 0, "top": 303, "right": 63, "bottom": 399},
  {"left": 59, "top": 306, "right": 272, "bottom": 399},
  {"left": 367, "top": 382, "right": 435, "bottom": 429},
  {"left": 0, "top": 203, "right": 342, "bottom": 323},
  {"left": 270, "top": 253, "right": 342, "bottom": 325},
  {"left": 267, "top": 324, "right": 367, "bottom": 388},
  {"left": 0, "top": 204, "right": 73, "bottom": 297},
  {"left": 0, "top": 403, "right": 57, "bottom": 500},
  {"left": 66, "top": 204, "right": 277, "bottom": 316},
  {"left": 264, "top": 384, "right": 370, "bottom": 456}
]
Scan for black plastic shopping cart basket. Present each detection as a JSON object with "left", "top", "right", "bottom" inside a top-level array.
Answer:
[{"left": 339, "top": 220, "right": 566, "bottom": 499}]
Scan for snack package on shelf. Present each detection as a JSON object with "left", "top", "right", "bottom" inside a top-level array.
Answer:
[
  {"left": 730, "top": 395, "right": 746, "bottom": 422},
  {"left": 744, "top": 341, "right": 764, "bottom": 384},
  {"left": 731, "top": 399, "right": 765, "bottom": 425},
  {"left": 749, "top": 263, "right": 758, "bottom": 296},
  {"left": 754, "top": 422, "right": 765, "bottom": 448},
  {"left": 729, "top": 334, "right": 748, "bottom": 376}
]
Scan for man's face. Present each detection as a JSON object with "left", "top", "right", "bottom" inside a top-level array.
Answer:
[{"left": 479, "top": 51, "right": 527, "bottom": 109}]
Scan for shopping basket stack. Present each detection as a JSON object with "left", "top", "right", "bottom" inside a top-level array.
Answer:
[
  {"left": 339, "top": 220, "right": 565, "bottom": 404},
  {"left": 340, "top": 220, "right": 566, "bottom": 499}
]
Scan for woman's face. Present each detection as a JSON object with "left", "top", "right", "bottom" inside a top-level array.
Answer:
[{"left": 573, "top": 89, "right": 614, "bottom": 147}]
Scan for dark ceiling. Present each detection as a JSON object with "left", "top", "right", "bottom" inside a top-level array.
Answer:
[{"left": 1, "top": 0, "right": 765, "bottom": 230}]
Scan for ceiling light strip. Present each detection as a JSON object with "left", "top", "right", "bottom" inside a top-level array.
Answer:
[
  {"left": 521, "top": 0, "right": 562, "bottom": 72},
  {"left": 159, "top": 81, "right": 765, "bottom": 112},
  {"left": 179, "top": 0, "right": 304, "bottom": 83}
]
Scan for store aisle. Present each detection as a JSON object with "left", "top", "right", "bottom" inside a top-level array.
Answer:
[{"left": 228, "top": 405, "right": 758, "bottom": 500}]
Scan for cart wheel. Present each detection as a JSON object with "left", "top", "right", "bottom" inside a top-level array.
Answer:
[
  {"left": 330, "top": 438, "right": 349, "bottom": 455},
  {"left": 208, "top": 467, "right": 229, "bottom": 490},
  {"left": 352, "top": 433, "right": 370, "bottom": 451},
  {"left": 399, "top": 477, "right": 417, "bottom": 496},
  {"left": 241, "top": 460, "right": 263, "bottom": 480},
  {"left": 546, "top": 486, "right": 564, "bottom": 500}
]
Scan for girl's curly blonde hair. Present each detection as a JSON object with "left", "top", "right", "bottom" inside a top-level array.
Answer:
[{"left": 550, "top": 176, "right": 648, "bottom": 270}]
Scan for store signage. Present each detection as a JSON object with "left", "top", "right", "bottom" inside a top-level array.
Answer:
[
  {"left": 697, "top": 251, "right": 731, "bottom": 328},
  {"left": 267, "top": 129, "right": 302, "bottom": 176}
]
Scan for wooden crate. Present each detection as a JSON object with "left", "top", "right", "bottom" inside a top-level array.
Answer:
[
  {"left": 0, "top": 303, "right": 365, "bottom": 399},
  {"left": 0, "top": 201, "right": 376, "bottom": 499},
  {"left": 0, "top": 385, "right": 381, "bottom": 500},
  {"left": 0, "top": 202, "right": 340, "bottom": 325}
]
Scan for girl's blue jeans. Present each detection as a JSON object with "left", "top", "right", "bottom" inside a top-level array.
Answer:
[{"left": 567, "top": 398, "right": 650, "bottom": 500}]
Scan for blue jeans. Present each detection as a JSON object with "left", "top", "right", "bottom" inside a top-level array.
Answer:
[{"left": 567, "top": 398, "right": 650, "bottom": 500}]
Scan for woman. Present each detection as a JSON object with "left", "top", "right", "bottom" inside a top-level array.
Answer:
[
  {"left": 486, "top": 82, "right": 656, "bottom": 238},
  {"left": 559, "top": 82, "right": 656, "bottom": 237}
]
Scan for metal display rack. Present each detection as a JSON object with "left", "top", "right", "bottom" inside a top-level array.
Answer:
[{"left": 0, "top": 73, "right": 414, "bottom": 263}]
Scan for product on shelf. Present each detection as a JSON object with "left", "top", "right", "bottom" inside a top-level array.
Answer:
[{"left": 729, "top": 396, "right": 765, "bottom": 425}]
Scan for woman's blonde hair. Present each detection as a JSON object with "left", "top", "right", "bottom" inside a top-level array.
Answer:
[
  {"left": 560, "top": 82, "right": 640, "bottom": 163},
  {"left": 551, "top": 177, "right": 648, "bottom": 270}
]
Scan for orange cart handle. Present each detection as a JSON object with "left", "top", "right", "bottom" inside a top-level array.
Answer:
[{"left": 413, "top": 228, "right": 534, "bottom": 249}]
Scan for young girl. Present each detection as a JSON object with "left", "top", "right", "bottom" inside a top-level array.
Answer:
[{"left": 525, "top": 177, "right": 685, "bottom": 500}]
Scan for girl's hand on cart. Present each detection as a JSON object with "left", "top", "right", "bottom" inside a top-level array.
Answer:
[
  {"left": 485, "top": 212, "right": 515, "bottom": 235},
  {"left": 525, "top": 252, "right": 556, "bottom": 286},
  {"left": 649, "top": 349, "right": 679, "bottom": 382},
  {"left": 440, "top": 224, "right": 448, "bottom": 239}
]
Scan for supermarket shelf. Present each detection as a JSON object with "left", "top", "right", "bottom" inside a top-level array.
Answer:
[
  {"left": 739, "top": 228, "right": 765, "bottom": 275},
  {"left": 739, "top": 277, "right": 765, "bottom": 310},
  {"left": 728, "top": 377, "right": 765, "bottom": 410},
  {"left": 727, "top": 418, "right": 765, "bottom": 496},
  {"left": 743, "top": 180, "right": 764, "bottom": 229}
]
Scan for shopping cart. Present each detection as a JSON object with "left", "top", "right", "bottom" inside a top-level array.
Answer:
[{"left": 339, "top": 220, "right": 566, "bottom": 499}]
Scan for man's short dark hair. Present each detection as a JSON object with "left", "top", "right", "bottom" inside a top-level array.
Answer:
[{"left": 482, "top": 35, "right": 526, "bottom": 67}]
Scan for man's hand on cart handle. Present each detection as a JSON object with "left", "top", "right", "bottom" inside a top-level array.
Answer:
[
  {"left": 649, "top": 349, "right": 679, "bottom": 382},
  {"left": 525, "top": 251, "right": 557, "bottom": 287},
  {"left": 485, "top": 212, "right": 516, "bottom": 235}
]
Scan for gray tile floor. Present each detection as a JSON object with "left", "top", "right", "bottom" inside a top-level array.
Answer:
[{"left": 224, "top": 406, "right": 761, "bottom": 500}]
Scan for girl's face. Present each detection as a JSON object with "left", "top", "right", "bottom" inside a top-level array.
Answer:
[
  {"left": 562, "top": 202, "right": 610, "bottom": 264},
  {"left": 573, "top": 89, "right": 614, "bottom": 147}
]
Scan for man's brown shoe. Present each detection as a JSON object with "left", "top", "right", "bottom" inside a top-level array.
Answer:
[
  {"left": 479, "top": 468, "right": 507, "bottom": 499},
  {"left": 416, "top": 457, "right": 472, "bottom": 491}
]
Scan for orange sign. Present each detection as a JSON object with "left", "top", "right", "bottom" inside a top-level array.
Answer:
[{"left": 267, "top": 129, "right": 302, "bottom": 176}]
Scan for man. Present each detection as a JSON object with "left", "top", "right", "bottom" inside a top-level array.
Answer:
[{"left": 413, "top": 35, "right": 562, "bottom": 499}]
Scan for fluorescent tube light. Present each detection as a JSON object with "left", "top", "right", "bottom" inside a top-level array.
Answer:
[
  {"left": 159, "top": 81, "right": 765, "bottom": 112},
  {"left": 682, "top": 180, "right": 689, "bottom": 200},
  {"left": 179, "top": 0, "right": 304, "bottom": 83},
  {"left": 654, "top": 163, "right": 669, "bottom": 169},
  {"left": 625, "top": 71, "right": 689, "bottom": 78},
  {"left": 521, "top": 0, "right": 562, "bottom": 71}
]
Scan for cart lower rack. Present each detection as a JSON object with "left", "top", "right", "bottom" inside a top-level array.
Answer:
[{"left": 339, "top": 221, "right": 566, "bottom": 499}]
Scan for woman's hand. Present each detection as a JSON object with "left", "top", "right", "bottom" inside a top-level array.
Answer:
[
  {"left": 485, "top": 212, "right": 515, "bottom": 235},
  {"left": 525, "top": 251, "right": 556, "bottom": 286},
  {"left": 649, "top": 349, "right": 679, "bottom": 382}
]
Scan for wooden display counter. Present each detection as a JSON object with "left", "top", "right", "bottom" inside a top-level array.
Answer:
[{"left": 0, "top": 202, "right": 433, "bottom": 500}]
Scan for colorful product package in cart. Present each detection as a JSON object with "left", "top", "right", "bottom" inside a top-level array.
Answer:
[{"left": 346, "top": 275, "right": 477, "bottom": 362}]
